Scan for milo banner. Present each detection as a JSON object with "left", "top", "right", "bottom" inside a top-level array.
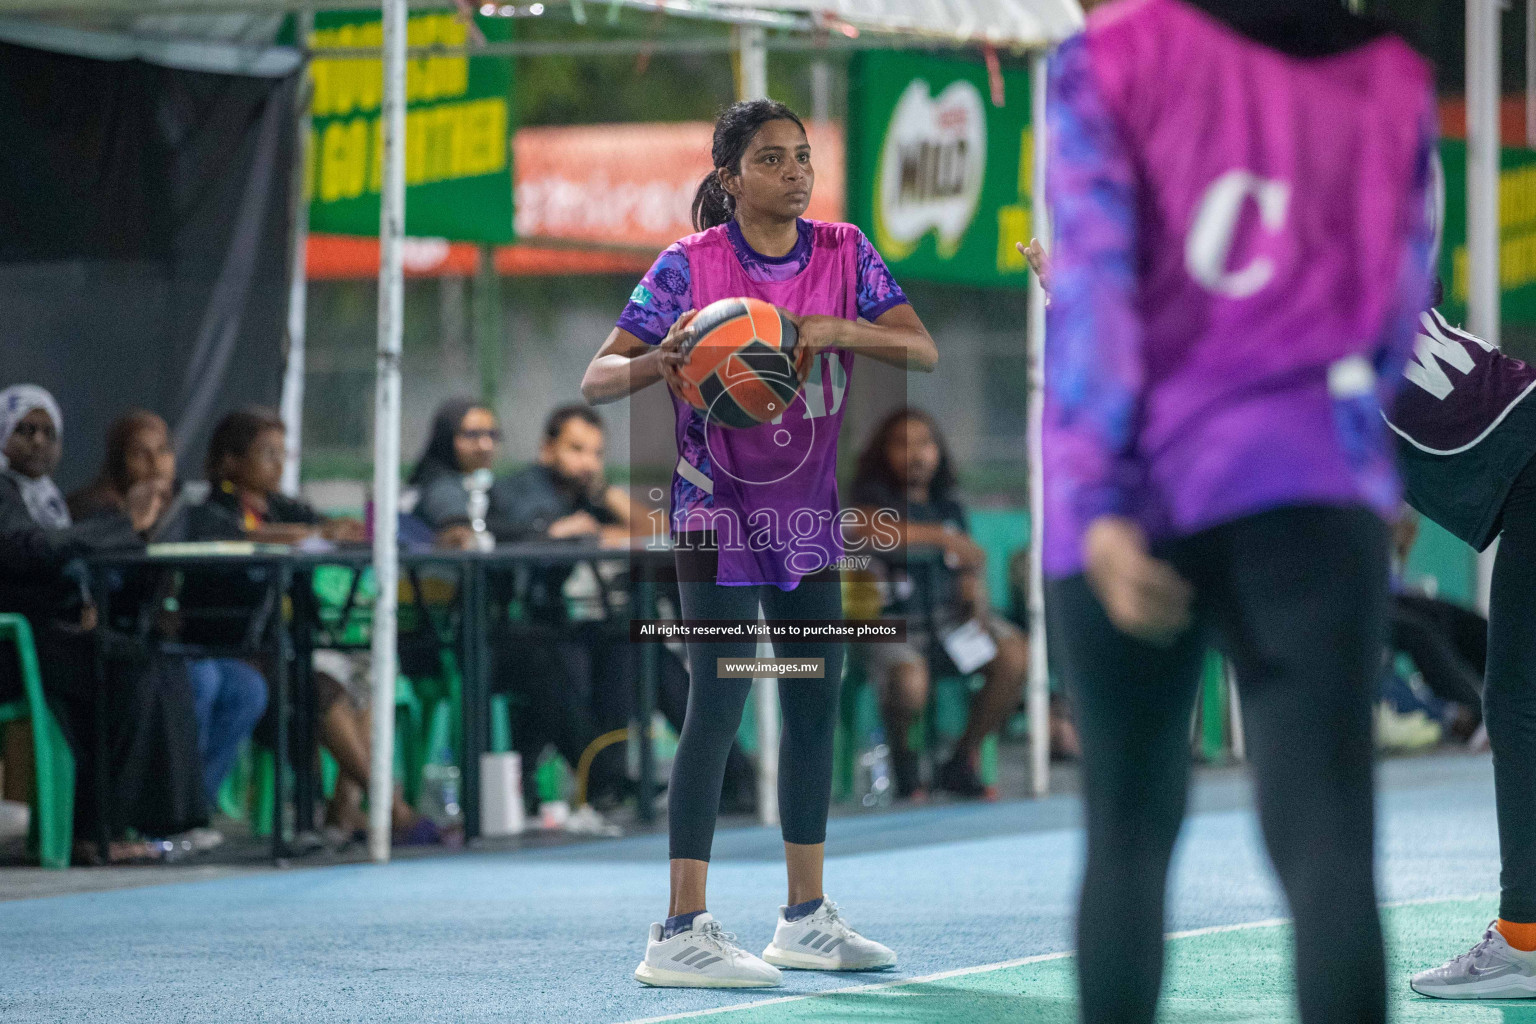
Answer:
[
  {"left": 305, "top": 10, "right": 514, "bottom": 243},
  {"left": 847, "top": 51, "right": 1033, "bottom": 288},
  {"left": 1438, "top": 140, "right": 1536, "bottom": 327}
]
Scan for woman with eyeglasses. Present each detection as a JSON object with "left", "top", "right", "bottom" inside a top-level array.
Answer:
[
  {"left": 407, "top": 398, "right": 643, "bottom": 821},
  {"left": 409, "top": 397, "right": 505, "bottom": 551}
]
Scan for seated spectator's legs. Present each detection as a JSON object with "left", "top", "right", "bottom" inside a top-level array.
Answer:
[
  {"left": 560, "top": 632, "right": 631, "bottom": 806},
  {"left": 317, "top": 688, "right": 421, "bottom": 835},
  {"left": 1, "top": 719, "right": 30, "bottom": 804},
  {"left": 954, "top": 616, "right": 1028, "bottom": 761},
  {"left": 579, "top": 630, "right": 756, "bottom": 811},
  {"left": 187, "top": 658, "right": 269, "bottom": 804},
  {"left": 1398, "top": 593, "right": 1489, "bottom": 679},
  {"left": 875, "top": 646, "right": 928, "bottom": 797},
  {"left": 492, "top": 622, "right": 601, "bottom": 810},
  {"left": 1389, "top": 600, "right": 1484, "bottom": 718}
]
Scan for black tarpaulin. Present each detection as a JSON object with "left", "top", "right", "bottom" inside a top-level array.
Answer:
[{"left": 0, "top": 41, "right": 298, "bottom": 491}]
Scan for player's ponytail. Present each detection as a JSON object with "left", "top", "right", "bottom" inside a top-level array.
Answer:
[
  {"left": 691, "top": 98, "right": 806, "bottom": 232},
  {"left": 691, "top": 171, "right": 735, "bottom": 233}
]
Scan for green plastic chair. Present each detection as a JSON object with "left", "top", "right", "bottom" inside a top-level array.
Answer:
[
  {"left": 0, "top": 614, "right": 74, "bottom": 869},
  {"left": 833, "top": 655, "right": 998, "bottom": 802},
  {"left": 249, "top": 745, "right": 342, "bottom": 838},
  {"left": 1196, "top": 650, "right": 1233, "bottom": 763}
]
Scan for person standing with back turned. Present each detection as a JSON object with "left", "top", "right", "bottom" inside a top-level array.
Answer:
[{"left": 1039, "top": 2, "right": 1435, "bottom": 1022}]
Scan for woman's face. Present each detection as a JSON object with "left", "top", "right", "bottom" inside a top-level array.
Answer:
[
  {"left": 123, "top": 420, "right": 175, "bottom": 490},
  {"left": 4, "top": 408, "right": 60, "bottom": 480},
  {"left": 886, "top": 416, "right": 940, "bottom": 490},
  {"left": 230, "top": 427, "right": 286, "bottom": 495},
  {"left": 454, "top": 407, "right": 499, "bottom": 474},
  {"left": 722, "top": 118, "right": 814, "bottom": 222}
]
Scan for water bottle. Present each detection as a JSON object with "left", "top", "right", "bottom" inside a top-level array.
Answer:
[
  {"left": 422, "top": 748, "right": 463, "bottom": 828},
  {"left": 859, "top": 729, "right": 893, "bottom": 809},
  {"left": 464, "top": 468, "right": 496, "bottom": 552}
]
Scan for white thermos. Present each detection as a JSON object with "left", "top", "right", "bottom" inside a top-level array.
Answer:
[{"left": 480, "top": 751, "right": 525, "bottom": 836}]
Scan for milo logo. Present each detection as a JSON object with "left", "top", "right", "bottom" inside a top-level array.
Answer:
[{"left": 874, "top": 78, "right": 987, "bottom": 260}]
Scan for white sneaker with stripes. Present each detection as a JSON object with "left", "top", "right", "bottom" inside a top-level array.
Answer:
[
  {"left": 1411, "top": 922, "right": 1536, "bottom": 999},
  {"left": 762, "top": 898, "right": 897, "bottom": 971},
  {"left": 634, "top": 913, "right": 783, "bottom": 988}
]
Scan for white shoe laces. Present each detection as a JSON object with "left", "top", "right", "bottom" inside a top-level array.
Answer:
[
  {"left": 1447, "top": 924, "right": 1500, "bottom": 969},
  {"left": 817, "top": 900, "right": 859, "bottom": 938},
  {"left": 696, "top": 919, "right": 746, "bottom": 959}
]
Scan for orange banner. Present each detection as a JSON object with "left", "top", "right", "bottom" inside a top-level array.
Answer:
[
  {"left": 307, "top": 120, "right": 847, "bottom": 279},
  {"left": 513, "top": 121, "right": 845, "bottom": 251},
  {"left": 306, "top": 235, "right": 653, "bottom": 279}
]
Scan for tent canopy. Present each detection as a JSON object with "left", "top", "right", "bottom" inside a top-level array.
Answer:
[{"left": 0, "top": 0, "right": 1083, "bottom": 51}]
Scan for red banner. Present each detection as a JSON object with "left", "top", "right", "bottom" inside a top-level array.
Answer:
[{"left": 513, "top": 121, "right": 845, "bottom": 251}]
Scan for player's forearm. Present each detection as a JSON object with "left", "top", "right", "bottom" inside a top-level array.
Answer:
[
  {"left": 832, "top": 319, "right": 937, "bottom": 371},
  {"left": 582, "top": 349, "right": 663, "bottom": 405}
]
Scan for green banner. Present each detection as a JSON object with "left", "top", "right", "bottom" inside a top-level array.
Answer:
[
  {"left": 1438, "top": 140, "right": 1536, "bottom": 327},
  {"left": 847, "top": 51, "right": 1034, "bottom": 288},
  {"left": 305, "top": 10, "right": 514, "bottom": 243}
]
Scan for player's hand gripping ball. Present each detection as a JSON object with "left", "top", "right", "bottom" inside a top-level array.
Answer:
[{"left": 672, "top": 297, "right": 803, "bottom": 429}]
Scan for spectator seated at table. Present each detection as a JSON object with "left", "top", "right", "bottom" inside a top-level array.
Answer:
[
  {"left": 188, "top": 407, "right": 365, "bottom": 547},
  {"left": 1388, "top": 509, "right": 1487, "bottom": 744},
  {"left": 847, "top": 408, "right": 1029, "bottom": 801},
  {"left": 69, "top": 410, "right": 268, "bottom": 812},
  {"left": 187, "top": 407, "right": 441, "bottom": 845},
  {"left": 409, "top": 399, "right": 755, "bottom": 815},
  {"left": 0, "top": 385, "right": 208, "bottom": 862},
  {"left": 502, "top": 404, "right": 758, "bottom": 813}
]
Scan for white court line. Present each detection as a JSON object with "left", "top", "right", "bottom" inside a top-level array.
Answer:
[{"left": 615, "top": 893, "right": 1498, "bottom": 1024}]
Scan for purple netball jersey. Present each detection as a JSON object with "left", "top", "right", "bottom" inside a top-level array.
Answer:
[
  {"left": 1043, "top": 0, "right": 1437, "bottom": 577},
  {"left": 618, "top": 219, "right": 908, "bottom": 588}
]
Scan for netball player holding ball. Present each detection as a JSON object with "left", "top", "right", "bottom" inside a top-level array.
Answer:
[{"left": 581, "top": 99, "right": 937, "bottom": 989}]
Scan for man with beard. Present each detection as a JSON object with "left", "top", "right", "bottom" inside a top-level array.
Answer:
[
  {"left": 489, "top": 404, "right": 631, "bottom": 568},
  {"left": 494, "top": 404, "right": 756, "bottom": 816}
]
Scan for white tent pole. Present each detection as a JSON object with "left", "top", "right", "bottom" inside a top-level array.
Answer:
[
  {"left": 1470, "top": 0, "right": 1502, "bottom": 616},
  {"left": 1528, "top": 0, "right": 1535, "bottom": 147},
  {"left": 279, "top": 9, "right": 313, "bottom": 497},
  {"left": 1026, "top": 50, "right": 1051, "bottom": 799},
  {"left": 810, "top": 57, "right": 831, "bottom": 123},
  {"left": 368, "top": 0, "right": 407, "bottom": 865},
  {"left": 738, "top": 24, "right": 767, "bottom": 101}
]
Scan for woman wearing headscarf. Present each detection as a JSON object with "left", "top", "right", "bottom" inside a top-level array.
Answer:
[{"left": 0, "top": 385, "right": 208, "bottom": 862}]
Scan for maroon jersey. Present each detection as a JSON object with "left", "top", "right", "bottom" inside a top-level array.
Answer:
[{"left": 1387, "top": 309, "right": 1536, "bottom": 455}]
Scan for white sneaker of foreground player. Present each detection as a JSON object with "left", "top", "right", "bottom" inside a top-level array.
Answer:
[
  {"left": 1412, "top": 921, "right": 1536, "bottom": 999},
  {"left": 762, "top": 898, "right": 897, "bottom": 971},
  {"left": 634, "top": 913, "right": 783, "bottom": 988}
]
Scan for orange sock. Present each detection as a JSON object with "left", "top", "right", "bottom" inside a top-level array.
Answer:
[{"left": 1496, "top": 919, "right": 1536, "bottom": 952}]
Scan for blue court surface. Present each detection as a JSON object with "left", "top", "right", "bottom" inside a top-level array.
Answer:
[{"left": 0, "top": 753, "right": 1515, "bottom": 1023}]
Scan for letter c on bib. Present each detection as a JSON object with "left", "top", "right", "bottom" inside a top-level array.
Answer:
[{"left": 1185, "top": 170, "right": 1292, "bottom": 299}]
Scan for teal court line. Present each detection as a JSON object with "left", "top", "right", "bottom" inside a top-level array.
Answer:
[{"left": 619, "top": 894, "right": 1505, "bottom": 1024}]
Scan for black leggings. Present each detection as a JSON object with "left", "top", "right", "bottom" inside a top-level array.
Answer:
[
  {"left": 669, "top": 535, "right": 844, "bottom": 862},
  {"left": 1486, "top": 455, "right": 1536, "bottom": 921},
  {"left": 1047, "top": 506, "right": 1387, "bottom": 1024}
]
